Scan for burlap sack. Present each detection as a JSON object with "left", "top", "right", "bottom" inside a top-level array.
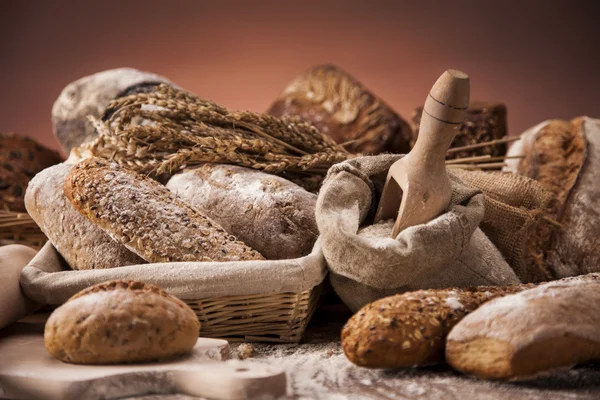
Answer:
[
  {"left": 316, "top": 155, "right": 520, "bottom": 311},
  {"left": 19, "top": 240, "right": 326, "bottom": 305},
  {"left": 451, "top": 169, "right": 553, "bottom": 283}
]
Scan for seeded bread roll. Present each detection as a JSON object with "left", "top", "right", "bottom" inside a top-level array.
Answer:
[
  {"left": 268, "top": 65, "right": 412, "bottom": 155},
  {"left": 341, "top": 284, "right": 532, "bottom": 368},
  {"left": 52, "top": 68, "right": 175, "bottom": 153},
  {"left": 25, "top": 163, "right": 145, "bottom": 270},
  {"left": 0, "top": 133, "right": 62, "bottom": 211},
  {"left": 166, "top": 164, "right": 318, "bottom": 260},
  {"left": 44, "top": 280, "right": 200, "bottom": 364},
  {"left": 446, "top": 273, "right": 600, "bottom": 380},
  {"left": 65, "top": 158, "right": 264, "bottom": 263}
]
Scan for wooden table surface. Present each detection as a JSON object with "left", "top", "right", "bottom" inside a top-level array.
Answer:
[{"left": 3, "top": 301, "right": 600, "bottom": 400}]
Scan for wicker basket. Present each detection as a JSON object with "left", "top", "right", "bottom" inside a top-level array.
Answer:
[{"left": 0, "top": 210, "right": 46, "bottom": 249}]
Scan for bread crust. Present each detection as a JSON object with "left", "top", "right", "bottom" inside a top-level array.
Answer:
[
  {"left": 64, "top": 158, "right": 264, "bottom": 263},
  {"left": 25, "top": 163, "right": 145, "bottom": 269},
  {"left": 44, "top": 280, "right": 200, "bottom": 364},
  {"left": 166, "top": 164, "right": 318, "bottom": 260}
]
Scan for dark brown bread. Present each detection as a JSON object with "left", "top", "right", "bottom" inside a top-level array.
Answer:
[
  {"left": 341, "top": 284, "right": 534, "bottom": 368},
  {"left": 411, "top": 101, "right": 508, "bottom": 159},
  {"left": 0, "top": 133, "right": 62, "bottom": 211},
  {"left": 44, "top": 280, "right": 200, "bottom": 364},
  {"left": 64, "top": 158, "right": 264, "bottom": 263},
  {"left": 268, "top": 65, "right": 412, "bottom": 155}
]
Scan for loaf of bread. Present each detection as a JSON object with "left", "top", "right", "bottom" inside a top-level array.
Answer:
[
  {"left": 446, "top": 273, "right": 600, "bottom": 380},
  {"left": 166, "top": 164, "right": 318, "bottom": 260},
  {"left": 25, "top": 163, "right": 144, "bottom": 270},
  {"left": 341, "top": 284, "right": 532, "bottom": 368},
  {"left": 411, "top": 101, "right": 508, "bottom": 159},
  {"left": 0, "top": 244, "right": 38, "bottom": 329},
  {"left": 268, "top": 65, "right": 412, "bottom": 155},
  {"left": 44, "top": 280, "right": 200, "bottom": 364},
  {"left": 52, "top": 68, "right": 175, "bottom": 153},
  {"left": 504, "top": 117, "right": 597, "bottom": 278},
  {"left": 1, "top": 133, "right": 62, "bottom": 211},
  {"left": 65, "top": 158, "right": 264, "bottom": 263}
]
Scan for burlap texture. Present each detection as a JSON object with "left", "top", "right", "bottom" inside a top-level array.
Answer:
[
  {"left": 316, "top": 155, "right": 520, "bottom": 311},
  {"left": 451, "top": 169, "right": 553, "bottom": 283},
  {"left": 19, "top": 240, "right": 326, "bottom": 305}
]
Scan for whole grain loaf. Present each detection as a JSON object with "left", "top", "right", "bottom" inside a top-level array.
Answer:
[
  {"left": 64, "top": 158, "right": 264, "bottom": 263},
  {"left": 167, "top": 164, "right": 318, "bottom": 260},
  {"left": 44, "top": 280, "right": 200, "bottom": 364}
]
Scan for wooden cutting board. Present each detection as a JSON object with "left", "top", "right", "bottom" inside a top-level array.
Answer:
[{"left": 0, "top": 321, "right": 286, "bottom": 399}]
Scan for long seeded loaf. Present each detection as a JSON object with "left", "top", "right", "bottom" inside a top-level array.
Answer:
[
  {"left": 166, "top": 164, "right": 318, "bottom": 260},
  {"left": 25, "top": 163, "right": 145, "bottom": 270},
  {"left": 446, "top": 273, "right": 600, "bottom": 380},
  {"left": 64, "top": 158, "right": 264, "bottom": 263}
]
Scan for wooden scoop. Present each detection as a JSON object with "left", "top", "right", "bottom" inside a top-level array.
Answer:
[{"left": 375, "top": 69, "right": 470, "bottom": 236}]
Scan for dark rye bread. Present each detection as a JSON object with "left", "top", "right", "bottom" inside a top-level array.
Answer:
[
  {"left": 0, "top": 133, "right": 62, "bottom": 211},
  {"left": 341, "top": 284, "right": 533, "bottom": 369},
  {"left": 268, "top": 65, "right": 412, "bottom": 155},
  {"left": 64, "top": 158, "right": 264, "bottom": 263},
  {"left": 44, "top": 280, "right": 200, "bottom": 364},
  {"left": 167, "top": 164, "right": 318, "bottom": 260},
  {"left": 446, "top": 273, "right": 600, "bottom": 380},
  {"left": 25, "top": 163, "right": 145, "bottom": 270},
  {"left": 411, "top": 101, "right": 508, "bottom": 159}
]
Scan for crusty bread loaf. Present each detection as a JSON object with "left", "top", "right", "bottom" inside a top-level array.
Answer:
[
  {"left": 1, "top": 133, "right": 62, "bottom": 211},
  {"left": 65, "top": 158, "right": 264, "bottom": 263},
  {"left": 446, "top": 273, "right": 600, "bottom": 380},
  {"left": 268, "top": 65, "right": 412, "bottom": 155},
  {"left": 52, "top": 68, "right": 176, "bottom": 153},
  {"left": 44, "top": 280, "right": 200, "bottom": 364},
  {"left": 341, "top": 284, "right": 532, "bottom": 368},
  {"left": 25, "top": 163, "right": 145, "bottom": 270},
  {"left": 504, "top": 117, "right": 598, "bottom": 278},
  {"left": 166, "top": 164, "right": 318, "bottom": 260}
]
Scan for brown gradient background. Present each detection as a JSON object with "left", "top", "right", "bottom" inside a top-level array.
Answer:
[{"left": 1, "top": 0, "right": 599, "bottom": 155}]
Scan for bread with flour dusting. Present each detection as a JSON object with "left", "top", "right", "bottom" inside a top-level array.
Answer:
[
  {"left": 25, "top": 163, "right": 145, "bottom": 270},
  {"left": 446, "top": 273, "right": 600, "bottom": 380},
  {"left": 64, "top": 158, "right": 264, "bottom": 263},
  {"left": 167, "top": 164, "right": 318, "bottom": 260}
]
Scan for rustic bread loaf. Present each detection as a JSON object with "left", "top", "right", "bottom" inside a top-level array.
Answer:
[
  {"left": 166, "top": 164, "right": 318, "bottom": 260},
  {"left": 44, "top": 280, "right": 200, "bottom": 364},
  {"left": 341, "top": 283, "right": 532, "bottom": 368},
  {"left": 411, "top": 101, "right": 508, "bottom": 159},
  {"left": 52, "top": 68, "right": 175, "bottom": 153},
  {"left": 446, "top": 273, "right": 600, "bottom": 380},
  {"left": 65, "top": 158, "right": 264, "bottom": 263},
  {"left": 268, "top": 65, "right": 412, "bottom": 155},
  {"left": 504, "top": 117, "right": 597, "bottom": 278},
  {"left": 0, "top": 133, "right": 62, "bottom": 211}
]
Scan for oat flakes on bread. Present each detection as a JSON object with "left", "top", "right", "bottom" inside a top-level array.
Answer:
[
  {"left": 25, "top": 163, "right": 145, "bottom": 270},
  {"left": 44, "top": 280, "right": 200, "bottom": 364},
  {"left": 167, "top": 164, "right": 318, "bottom": 260},
  {"left": 446, "top": 273, "right": 600, "bottom": 380},
  {"left": 64, "top": 158, "right": 264, "bottom": 263}
]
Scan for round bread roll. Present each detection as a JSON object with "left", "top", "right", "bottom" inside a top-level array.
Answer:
[
  {"left": 25, "top": 163, "right": 145, "bottom": 270},
  {"left": 44, "top": 280, "right": 200, "bottom": 364},
  {"left": 52, "top": 68, "right": 175, "bottom": 153},
  {"left": 167, "top": 164, "right": 318, "bottom": 260}
]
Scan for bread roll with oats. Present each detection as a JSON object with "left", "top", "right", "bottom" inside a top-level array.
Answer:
[
  {"left": 64, "top": 158, "right": 264, "bottom": 263},
  {"left": 446, "top": 273, "right": 600, "bottom": 380},
  {"left": 25, "top": 163, "right": 145, "bottom": 270},
  {"left": 44, "top": 280, "right": 200, "bottom": 364},
  {"left": 167, "top": 164, "right": 318, "bottom": 260}
]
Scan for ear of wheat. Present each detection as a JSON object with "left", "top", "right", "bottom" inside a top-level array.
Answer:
[{"left": 82, "top": 84, "right": 351, "bottom": 191}]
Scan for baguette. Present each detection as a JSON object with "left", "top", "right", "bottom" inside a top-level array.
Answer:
[
  {"left": 64, "top": 158, "right": 264, "bottom": 263},
  {"left": 446, "top": 273, "right": 600, "bottom": 380}
]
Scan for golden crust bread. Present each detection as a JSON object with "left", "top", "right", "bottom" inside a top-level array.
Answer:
[
  {"left": 64, "top": 158, "right": 264, "bottom": 263},
  {"left": 44, "top": 280, "right": 200, "bottom": 364}
]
